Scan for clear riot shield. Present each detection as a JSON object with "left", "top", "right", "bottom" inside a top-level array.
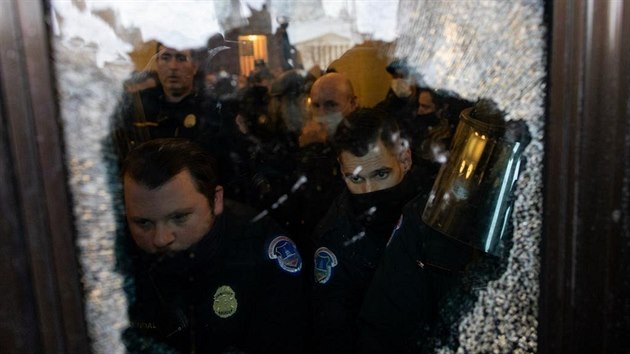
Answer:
[{"left": 422, "top": 102, "right": 531, "bottom": 257}]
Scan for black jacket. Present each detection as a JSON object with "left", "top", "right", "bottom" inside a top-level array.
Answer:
[
  {"left": 113, "top": 86, "right": 226, "bottom": 156},
  {"left": 357, "top": 195, "right": 480, "bottom": 353},
  {"left": 312, "top": 169, "right": 427, "bottom": 354},
  {"left": 110, "top": 86, "right": 244, "bottom": 200},
  {"left": 124, "top": 202, "right": 307, "bottom": 354}
]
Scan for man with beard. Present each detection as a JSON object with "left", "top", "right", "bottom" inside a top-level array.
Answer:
[
  {"left": 311, "top": 108, "right": 428, "bottom": 353},
  {"left": 119, "top": 139, "right": 306, "bottom": 353}
]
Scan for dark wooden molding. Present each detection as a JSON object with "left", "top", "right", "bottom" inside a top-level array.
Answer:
[
  {"left": 1, "top": 0, "right": 629, "bottom": 353},
  {"left": 541, "top": 0, "right": 630, "bottom": 352},
  {"left": 0, "top": 0, "right": 90, "bottom": 353}
]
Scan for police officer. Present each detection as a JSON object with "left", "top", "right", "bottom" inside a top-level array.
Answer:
[
  {"left": 285, "top": 73, "right": 358, "bottom": 269},
  {"left": 312, "top": 108, "right": 429, "bottom": 353},
  {"left": 120, "top": 138, "right": 306, "bottom": 354},
  {"left": 357, "top": 99, "right": 524, "bottom": 353},
  {"left": 356, "top": 194, "right": 481, "bottom": 353},
  {"left": 112, "top": 43, "right": 227, "bottom": 162}
]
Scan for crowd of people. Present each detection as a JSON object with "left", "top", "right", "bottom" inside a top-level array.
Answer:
[{"left": 107, "top": 41, "right": 500, "bottom": 354}]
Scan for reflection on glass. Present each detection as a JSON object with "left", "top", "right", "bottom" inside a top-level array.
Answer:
[{"left": 51, "top": 0, "right": 544, "bottom": 353}]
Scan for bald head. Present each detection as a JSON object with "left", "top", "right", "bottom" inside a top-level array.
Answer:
[{"left": 310, "top": 73, "right": 357, "bottom": 117}]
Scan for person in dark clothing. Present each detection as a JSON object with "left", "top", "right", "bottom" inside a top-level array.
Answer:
[
  {"left": 312, "top": 108, "right": 429, "bottom": 354},
  {"left": 399, "top": 87, "right": 445, "bottom": 157},
  {"left": 111, "top": 43, "right": 242, "bottom": 210},
  {"left": 374, "top": 58, "right": 419, "bottom": 127},
  {"left": 111, "top": 43, "right": 230, "bottom": 166},
  {"left": 230, "top": 83, "right": 299, "bottom": 214},
  {"left": 269, "top": 69, "right": 308, "bottom": 136},
  {"left": 357, "top": 99, "right": 529, "bottom": 353},
  {"left": 120, "top": 138, "right": 306, "bottom": 354},
  {"left": 284, "top": 72, "right": 358, "bottom": 261},
  {"left": 356, "top": 194, "right": 481, "bottom": 354},
  {"left": 274, "top": 16, "right": 295, "bottom": 71},
  {"left": 396, "top": 87, "right": 471, "bottom": 192}
]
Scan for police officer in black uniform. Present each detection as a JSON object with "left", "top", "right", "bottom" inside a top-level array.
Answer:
[
  {"left": 356, "top": 194, "right": 480, "bottom": 354},
  {"left": 357, "top": 100, "right": 529, "bottom": 353},
  {"left": 119, "top": 139, "right": 306, "bottom": 354},
  {"left": 312, "top": 108, "right": 430, "bottom": 353},
  {"left": 112, "top": 43, "right": 229, "bottom": 164}
]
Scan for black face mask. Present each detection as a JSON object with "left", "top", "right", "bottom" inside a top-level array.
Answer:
[
  {"left": 348, "top": 173, "right": 415, "bottom": 237},
  {"left": 417, "top": 112, "right": 440, "bottom": 127}
]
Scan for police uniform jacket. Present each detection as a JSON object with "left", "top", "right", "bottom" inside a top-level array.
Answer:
[
  {"left": 110, "top": 86, "right": 243, "bottom": 200},
  {"left": 112, "top": 86, "right": 229, "bottom": 161},
  {"left": 357, "top": 194, "right": 479, "bottom": 353},
  {"left": 125, "top": 201, "right": 306, "bottom": 354},
  {"left": 312, "top": 169, "right": 425, "bottom": 354}
]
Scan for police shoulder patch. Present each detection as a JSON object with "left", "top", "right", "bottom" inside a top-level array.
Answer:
[
  {"left": 267, "top": 236, "right": 302, "bottom": 273},
  {"left": 314, "top": 247, "right": 338, "bottom": 284},
  {"left": 386, "top": 214, "right": 404, "bottom": 248}
]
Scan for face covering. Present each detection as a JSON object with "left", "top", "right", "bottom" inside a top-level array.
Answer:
[
  {"left": 314, "top": 111, "right": 344, "bottom": 137},
  {"left": 391, "top": 78, "right": 412, "bottom": 98},
  {"left": 348, "top": 173, "right": 414, "bottom": 237},
  {"left": 417, "top": 112, "right": 440, "bottom": 127}
]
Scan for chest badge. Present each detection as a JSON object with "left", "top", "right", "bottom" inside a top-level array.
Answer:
[
  {"left": 183, "top": 114, "right": 197, "bottom": 128},
  {"left": 212, "top": 285, "right": 238, "bottom": 318}
]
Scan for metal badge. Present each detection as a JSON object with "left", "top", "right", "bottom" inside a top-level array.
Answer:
[
  {"left": 183, "top": 114, "right": 197, "bottom": 128},
  {"left": 212, "top": 285, "right": 238, "bottom": 319}
]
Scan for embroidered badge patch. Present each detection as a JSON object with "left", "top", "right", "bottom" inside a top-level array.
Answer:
[
  {"left": 213, "top": 285, "right": 238, "bottom": 318},
  {"left": 314, "top": 247, "right": 338, "bottom": 284},
  {"left": 268, "top": 236, "right": 302, "bottom": 273},
  {"left": 386, "top": 214, "right": 404, "bottom": 247}
]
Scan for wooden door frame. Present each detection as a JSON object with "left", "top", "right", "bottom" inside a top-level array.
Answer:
[
  {"left": 0, "top": 0, "right": 628, "bottom": 352},
  {"left": 0, "top": 0, "right": 89, "bottom": 352},
  {"left": 541, "top": 0, "right": 630, "bottom": 352}
]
